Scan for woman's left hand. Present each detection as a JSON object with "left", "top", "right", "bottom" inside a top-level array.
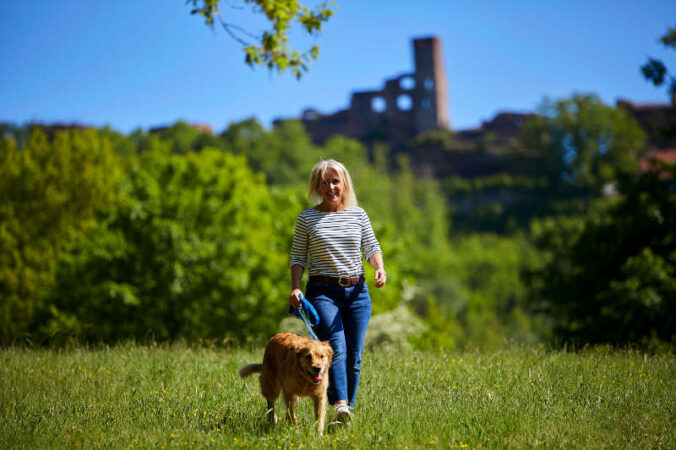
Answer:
[{"left": 374, "top": 268, "right": 387, "bottom": 288}]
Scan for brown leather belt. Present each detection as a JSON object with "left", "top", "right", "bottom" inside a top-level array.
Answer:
[{"left": 309, "top": 275, "right": 365, "bottom": 287}]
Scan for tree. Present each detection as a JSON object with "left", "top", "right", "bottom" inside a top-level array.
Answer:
[
  {"left": 188, "top": 0, "right": 335, "bottom": 79},
  {"left": 0, "top": 128, "right": 122, "bottom": 343},
  {"left": 641, "top": 26, "right": 676, "bottom": 104},
  {"left": 221, "top": 118, "right": 316, "bottom": 185},
  {"left": 150, "top": 121, "right": 224, "bottom": 154},
  {"left": 42, "top": 148, "right": 301, "bottom": 342},
  {"left": 527, "top": 165, "right": 676, "bottom": 345},
  {"left": 519, "top": 94, "right": 645, "bottom": 195}
]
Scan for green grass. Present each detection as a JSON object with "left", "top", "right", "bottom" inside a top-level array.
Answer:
[{"left": 1, "top": 343, "right": 674, "bottom": 449}]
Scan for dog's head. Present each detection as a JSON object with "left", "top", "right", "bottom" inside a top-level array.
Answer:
[{"left": 296, "top": 340, "right": 333, "bottom": 385}]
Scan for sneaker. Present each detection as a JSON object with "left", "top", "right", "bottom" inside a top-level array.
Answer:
[{"left": 334, "top": 403, "right": 352, "bottom": 425}]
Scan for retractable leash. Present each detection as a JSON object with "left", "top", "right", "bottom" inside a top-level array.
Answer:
[{"left": 294, "top": 293, "right": 320, "bottom": 341}]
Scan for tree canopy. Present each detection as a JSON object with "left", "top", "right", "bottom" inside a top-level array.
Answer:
[
  {"left": 519, "top": 94, "right": 645, "bottom": 194},
  {"left": 527, "top": 166, "right": 676, "bottom": 345},
  {"left": 1, "top": 89, "right": 672, "bottom": 348}
]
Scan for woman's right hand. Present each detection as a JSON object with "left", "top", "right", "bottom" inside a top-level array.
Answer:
[{"left": 289, "top": 289, "right": 303, "bottom": 308}]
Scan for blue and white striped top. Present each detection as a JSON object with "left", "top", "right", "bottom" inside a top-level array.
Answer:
[{"left": 290, "top": 206, "right": 382, "bottom": 277}]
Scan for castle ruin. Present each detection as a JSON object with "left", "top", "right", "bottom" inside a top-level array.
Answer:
[
  {"left": 276, "top": 36, "right": 451, "bottom": 144},
  {"left": 275, "top": 36, "right": 675, "bottom": 178}
]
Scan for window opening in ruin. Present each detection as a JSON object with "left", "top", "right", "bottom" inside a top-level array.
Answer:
[
  {"left": 399, "top": 76, "right": 415, "bottom": 90},
  {"left": 421, "top": 98, "right": 432, "bottom": 109},
  {"left": 303, "top": 110, "right": 319, "bottom": 120},
  {"left": 371, "top": 97, "right": 386, "bottom": 113},
  {"left": 424, "top": 77, "right": 435, "bottom": 91},
  {"left": 397, "top": 94, "right": 413, "bottom": 111}
]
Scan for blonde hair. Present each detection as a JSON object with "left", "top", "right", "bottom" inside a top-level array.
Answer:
[{"left": 308, "top": 159, "right": 358, "bottom": 209}]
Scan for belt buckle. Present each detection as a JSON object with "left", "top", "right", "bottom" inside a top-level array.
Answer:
[{"left": 338, "top": 276, "right": 350, "bottom": 287}]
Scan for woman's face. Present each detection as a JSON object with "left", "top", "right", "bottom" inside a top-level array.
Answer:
[{"left": 319, "top": 168, "right": 343, "bottom": 206}]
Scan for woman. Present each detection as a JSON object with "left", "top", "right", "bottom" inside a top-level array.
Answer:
[{"left": 289, "top": 159, "right": 386, "bottom": 424}]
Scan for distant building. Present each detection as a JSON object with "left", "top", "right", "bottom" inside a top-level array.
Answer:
[
  {"left": 276, "top": 36, "right": 676, "bottom": 163},
  {"left": 275, "top": 36, "right": 450, "bottom": 145}
]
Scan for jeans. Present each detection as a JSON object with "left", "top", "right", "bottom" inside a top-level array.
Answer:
[{"left": 305, "top": 280, "right": 371, "bottom": 407}]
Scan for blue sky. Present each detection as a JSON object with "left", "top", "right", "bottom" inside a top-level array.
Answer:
[{"left": 1, "top": 0, "right": 675, "bottom": 134}]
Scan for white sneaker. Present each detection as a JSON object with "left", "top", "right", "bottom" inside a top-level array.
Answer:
[{"left": 334, "top": 404, "right": 352, "bottom": 425}]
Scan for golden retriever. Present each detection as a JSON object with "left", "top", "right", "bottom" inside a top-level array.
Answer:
[{"left": 239, "top": 332, "right": 333, "bottom": 435}]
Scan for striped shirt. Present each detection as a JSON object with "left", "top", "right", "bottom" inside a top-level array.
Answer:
[{"left": 290, "top": 206, "right": 382, "bottom": 278}]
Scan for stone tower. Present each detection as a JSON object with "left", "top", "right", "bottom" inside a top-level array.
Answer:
[{"left": 413, "top": 36, "right": 450, "bottom": 133}]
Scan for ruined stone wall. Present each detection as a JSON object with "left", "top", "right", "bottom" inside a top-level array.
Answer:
[{"left": 284, "top": 36, "right": 451, "bottom": 145}]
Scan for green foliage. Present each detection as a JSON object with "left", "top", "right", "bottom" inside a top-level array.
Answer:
[
  {"left": 149, "top": 121, "right": 224, "bottom": 154},
  {"left": 641, "top": 26, "right": 676, "bottom": 102},
  {"left": 0, "top": 128, "right": 122, "bottom": 343},
  {"left": 222, "top": 119, "right": 316, "bottom": 185},
  {"left": 188, "top": 0, "right": 335, "bottom": 79},
  {"left": 411, "top": 129, "right": 456, "bottom": 150},
  {"left": 412, "top": 233, "right": 544, "bottom": 350},
  {"left": 527, "top": 165, "right": 676, "bottom": 344},
  {"left": 1, "top": 119, "right": 483, "bottom": 345},
  {"left": 0, "top": 123, "right": 30, "bottom": 148},
  {"left": 42, "top": 148, "right": 300, "bottom": 342},
  {"left": 0, "top": 118, "right": 553, "bottom": 349},
  {"left": 519, "top": 94, "right": 646, "bottom": 194},
  {"left": 443, "top": 174, "right": 547, "bottom": 195},
  {"left": 433, "top": 95, "right": 647, "bottom": 234}
]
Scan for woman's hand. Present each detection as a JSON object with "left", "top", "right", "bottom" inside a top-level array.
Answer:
[
  {"left": 289, "top": 288, "right": 303, "bottom": 308},
  {"left": 369, "top": 252, "right": 387, "bottom": 288},
  {"left": 374, "top": 268, "right": 387, "bottom": 288}
]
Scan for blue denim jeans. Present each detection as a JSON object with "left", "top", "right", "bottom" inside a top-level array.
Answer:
[{"left": 305, "top": 280, "right": 371, "bottom": 407}]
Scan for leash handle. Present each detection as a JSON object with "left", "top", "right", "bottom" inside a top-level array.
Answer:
[
  {"left": 296, "top": 293, "right": 320, "bottom": 340},
  {"left": 297, "top": 294, "right": 319, "bottom": 325}
]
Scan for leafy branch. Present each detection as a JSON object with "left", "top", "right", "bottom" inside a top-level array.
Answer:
[
  {"left": 641, "top": 26, "right": 676, "bottom": 103},
  {"left": 188, "top": 0, "right": 335, "bottom": 79}
]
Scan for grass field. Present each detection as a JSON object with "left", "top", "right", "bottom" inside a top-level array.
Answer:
[{"left": 1, "top": 342, "right": 674, "bottom": 449}]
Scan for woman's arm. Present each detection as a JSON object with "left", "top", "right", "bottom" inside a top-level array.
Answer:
[
  {"left": 289, "top": 213, "right": 308, "bottom": 308},
  {"left": 289, "top": 264, "right": 305, "bottom": 307},
  {"left": 368, "top": 252, "right": 387, "bottom": 288}
]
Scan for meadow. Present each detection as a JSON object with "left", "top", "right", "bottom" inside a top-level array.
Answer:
[{"left": 1, "top": 343, "right": 674, "bottom": 449}]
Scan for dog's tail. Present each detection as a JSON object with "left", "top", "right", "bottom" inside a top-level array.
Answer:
[{"left": 239, "top": 363, "right": 263, "bottom": 378}]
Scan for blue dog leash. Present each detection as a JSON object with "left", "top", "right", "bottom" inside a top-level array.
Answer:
[{"left": 294, "top": 294, "right": 320, "bottom": 341}]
